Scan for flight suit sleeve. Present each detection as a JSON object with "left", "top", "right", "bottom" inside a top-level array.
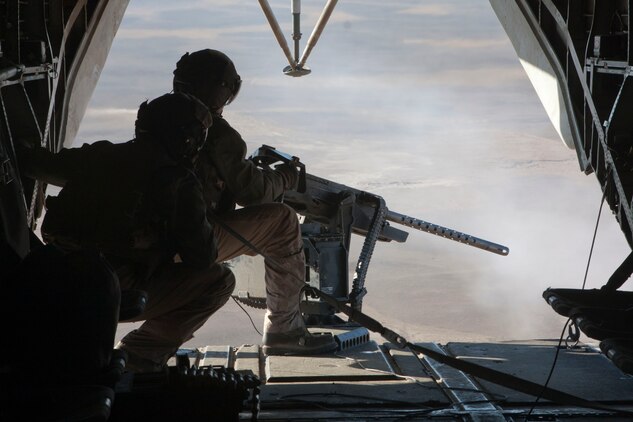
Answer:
[
  {"left": 209, "top": 119, "right": 287, "bottom": 206},
  {"left": 19, "top": 142, "right": 111, "bottom": 187},
  {"left": 172, "top": 169, "right": 216, "bottom": 269}
]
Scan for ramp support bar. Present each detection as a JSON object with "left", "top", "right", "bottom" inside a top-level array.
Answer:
[{"left": 258, "top": 0, "right": 296, "bottom": 70}]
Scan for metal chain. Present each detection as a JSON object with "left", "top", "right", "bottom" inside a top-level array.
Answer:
[{"left": 350, "top": 194, "right": 386, "bottom": 311}]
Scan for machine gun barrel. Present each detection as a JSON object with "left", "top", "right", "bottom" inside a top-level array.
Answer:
[
  {"left": 386, "top": 211, "right": 509, "bottom": 256},
  {"left": 244, "top": 144, "right": 509, "bottom": 316},
  {"left": 249, "top": 144, "right": 510, "bottom": 256}
]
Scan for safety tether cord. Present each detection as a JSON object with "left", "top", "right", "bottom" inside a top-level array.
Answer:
[
  {"left": 208, "top": 211, "right": 633, "bottom": 416},
  {"left": 582, "top": 190, "right": 606, "bottom": 290},
  {"left": 527, "top": 188, "right": 608, "bottom": 415}
]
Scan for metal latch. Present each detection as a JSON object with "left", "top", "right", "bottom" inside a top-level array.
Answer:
[{"left": 1, "top": 157, "right": 13, "bottom": 185}]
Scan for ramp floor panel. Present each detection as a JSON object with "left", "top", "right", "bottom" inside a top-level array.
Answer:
[
  {"left": 166, "top": 339, "right": 633, "bottom": 419},
  {"left": 445, "top": 340, "right": 633, "bottom": 403},
  {"left": 265, "top": 340, "right": 397, "bottom": 382},
  {"left": 260, "top": 340, "right": 449, "bottom": 409}
]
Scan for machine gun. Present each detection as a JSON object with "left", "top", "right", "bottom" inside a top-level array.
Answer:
[{"left": 233, "top": 145, "right": 509, "bottom": 323}]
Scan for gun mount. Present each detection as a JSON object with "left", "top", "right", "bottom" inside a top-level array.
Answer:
[{"left": 234, "top": 145, "right": 509, "bottom": 323}]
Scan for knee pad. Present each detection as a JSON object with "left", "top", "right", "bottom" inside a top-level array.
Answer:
[{"left": 201, "top": 263, "right": 235, "bottom": 299}]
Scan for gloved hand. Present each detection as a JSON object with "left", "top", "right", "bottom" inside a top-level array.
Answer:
[{"left": 275, "top": 162, "right": 299, "bottom": 190}]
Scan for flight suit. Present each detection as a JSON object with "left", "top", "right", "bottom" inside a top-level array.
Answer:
[
  {"left": 22, "top": 140, "right": 233, "bottom": 367},
  {"left": 196, "top": 115, "right": 307, "bottom": 335}
]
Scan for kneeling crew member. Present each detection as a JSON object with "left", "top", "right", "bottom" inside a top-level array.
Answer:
[{"left": 22, "top": 93, "right": 233, "bottom": 372}]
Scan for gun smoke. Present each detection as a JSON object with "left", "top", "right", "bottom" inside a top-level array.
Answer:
[{"left": 75, "top": 0, "right": 630, "bottom": 347}]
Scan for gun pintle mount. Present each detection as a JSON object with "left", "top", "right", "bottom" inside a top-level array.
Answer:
[{"left": 236, "top": 145, "right": 509, "bottom": 321}]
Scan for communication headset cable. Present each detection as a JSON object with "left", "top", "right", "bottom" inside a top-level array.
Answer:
[{"left": 231, "top": 296, "right": 262, "bottom": 336}]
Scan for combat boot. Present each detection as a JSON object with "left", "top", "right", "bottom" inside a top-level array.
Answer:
[
  {"left": 115, "top": 341, "right": 166, "bottom": 373},
  {"left": 262, "top": 328, "right": 338, "bottom": 356}
]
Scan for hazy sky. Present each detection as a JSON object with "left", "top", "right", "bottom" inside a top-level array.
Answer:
[{"left": 77, "top": 0, "right": 632, "bottom": 345}]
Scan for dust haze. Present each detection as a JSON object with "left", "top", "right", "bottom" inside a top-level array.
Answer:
[{"left": 73, "top": 0, "right": 631, "bottom": 347}]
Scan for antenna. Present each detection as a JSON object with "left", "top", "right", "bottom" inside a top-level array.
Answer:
[{"left": 258, "top": 0, "right": 339, "bottom": 77}]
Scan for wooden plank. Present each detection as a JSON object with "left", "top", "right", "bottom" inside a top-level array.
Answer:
[
  {"left": 234, "top": 344, "right": 262, "bottom": 378},
  {"left": 197, "top": 345, "right": 231, "bottom": 367}
]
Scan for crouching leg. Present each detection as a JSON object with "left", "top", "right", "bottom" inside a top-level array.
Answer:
[
  {"left": 213, "top": 202, "right": 337, "bottom": 355},
  {"left": 116, "top": 262, "right": 235, "bottom": 372}
]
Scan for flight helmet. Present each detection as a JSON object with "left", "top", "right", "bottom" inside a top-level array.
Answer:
[
  {"left": 173, "top": 49, "right": 242, "bottom": 112},
  {"left": 135, "top": 92, "right": 213, "bottom": 160}
]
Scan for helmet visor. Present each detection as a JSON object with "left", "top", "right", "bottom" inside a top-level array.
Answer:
[{"left": 223, "top": 76, "right": 241, "bottom": 106}]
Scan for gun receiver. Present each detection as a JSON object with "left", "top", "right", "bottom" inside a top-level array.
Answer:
[
  {"left": 246, "top": 145, "right": 509, "bottom": 316},
  {"left": 251, "top": 145, "right": 509, "bottom": 255}
]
